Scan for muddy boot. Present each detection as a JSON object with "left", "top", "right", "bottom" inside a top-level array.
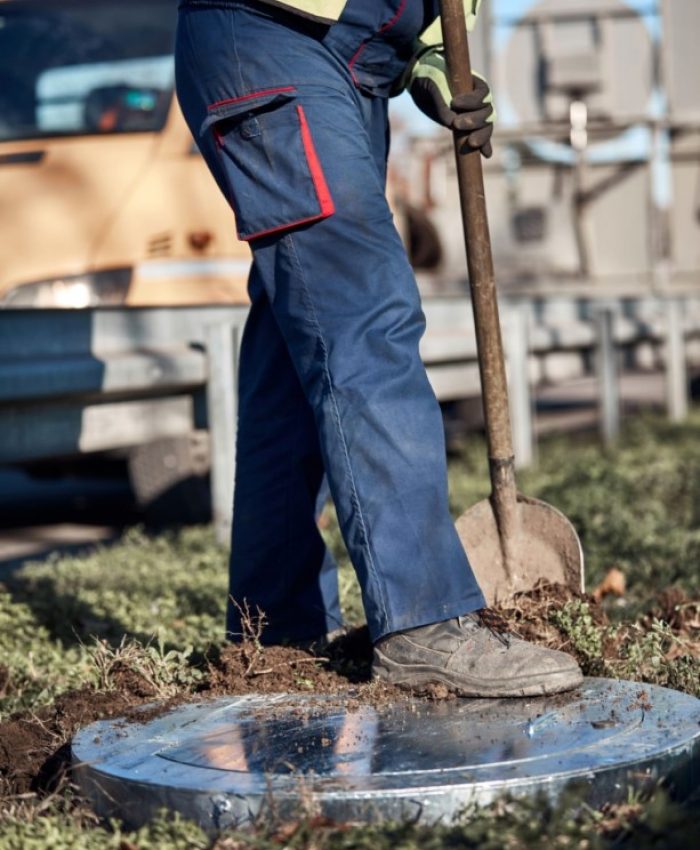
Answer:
[{"left": 372, "top": 613, "right": 583, "bottom": 697}]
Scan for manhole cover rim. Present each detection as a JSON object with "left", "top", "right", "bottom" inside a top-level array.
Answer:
[{"left": 72, "top": 679, "right": 700, "bottom": 796}]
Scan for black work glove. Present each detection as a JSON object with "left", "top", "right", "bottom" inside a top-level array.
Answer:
[{"left": 408, "top": 49, "right": 495, "bottom": 158}]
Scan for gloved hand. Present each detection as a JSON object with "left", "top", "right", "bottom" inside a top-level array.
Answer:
[{"left": 409, "top": 47, "right": 495, "bottom": 158}]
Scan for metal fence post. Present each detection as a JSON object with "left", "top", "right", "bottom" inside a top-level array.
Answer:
[
  {"left": 205, "top": 322, "right": 239, "bottom": 546},
  {"left": 505, "top": 300, "right": 535, "bottom": 468},
  {"left": 665, "top": 297, "right": 688, "bottom": 423},
  {"left": 595, "top": 307, "right": 620, "bottom": 444}
]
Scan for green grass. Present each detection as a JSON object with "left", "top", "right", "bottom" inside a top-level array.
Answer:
[
  {"left": 0, "top": 590, "right": 94, "bottom": 718},
  {"left": 1, "top": 412, "right": 699, "bottom": 848},
  {"left": 2, "top": 790, "right": 699, "bottom": 850},
  {"left": 517, "top": 417, "right": 700, "bottom": 602},
  {"left": 0, "top": 527, "right": 228, "bottom": 718}
]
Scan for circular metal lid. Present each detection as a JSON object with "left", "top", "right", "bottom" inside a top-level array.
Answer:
[{"left": 73, "top": 678, "right": 700, "bottom": 831}]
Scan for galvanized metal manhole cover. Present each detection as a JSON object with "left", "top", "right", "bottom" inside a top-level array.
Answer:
[{"left": 72, "top": 678, "right": 700, "bottom": 831}]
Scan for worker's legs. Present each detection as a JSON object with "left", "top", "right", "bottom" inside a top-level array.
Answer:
[
  {"left": 176, "top": 7, "right": 344, "bottom": 645},
  {"left": 227, "top": 265, "right": 342, "bottom": 643},
  {"left": 176, "top": 2, "right": 485, "bottom": 643}
]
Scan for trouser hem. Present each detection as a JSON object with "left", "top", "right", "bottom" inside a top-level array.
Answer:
[{"left": 373, "top": 588, "right": 487, "bottom": 643}]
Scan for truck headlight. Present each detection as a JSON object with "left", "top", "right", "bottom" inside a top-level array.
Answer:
[{"left": 0, "top": 268, "right": 132, "bottom": 308}]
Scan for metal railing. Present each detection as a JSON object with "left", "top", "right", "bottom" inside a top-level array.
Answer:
[{"left": 1, "top": 297, "right": 698, "bottom": 543}]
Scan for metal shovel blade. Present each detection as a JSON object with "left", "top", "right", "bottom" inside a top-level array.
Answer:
[{"left": 455, "top": 494, "right": 585, "bottom": 606}]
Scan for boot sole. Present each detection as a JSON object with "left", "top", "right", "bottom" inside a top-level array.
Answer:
[{"left": 372, "top": 652, "right": 584, "bottom": 698}]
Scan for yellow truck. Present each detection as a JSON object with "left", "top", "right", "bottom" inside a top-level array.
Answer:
[
  {"left": 0, "top": 0, "right": 258, "bottom": 523},
  {"left": 0, "top": 0, "right": 441, "bottom": 528},
  {"left": 0, "top": 0, "right": 251, "bottom": 309}
]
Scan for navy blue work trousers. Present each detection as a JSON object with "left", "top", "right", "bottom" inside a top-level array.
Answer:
[{"left": 175, "top": 0, "right": 485, "bottom": 643}]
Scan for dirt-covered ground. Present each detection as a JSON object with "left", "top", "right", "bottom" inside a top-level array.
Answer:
[
  {"left": 0, "top": 414, "right": 699, "bottom": 848},
  {"left": 2, "top": 582, "right": 698, "bottom": 800}
]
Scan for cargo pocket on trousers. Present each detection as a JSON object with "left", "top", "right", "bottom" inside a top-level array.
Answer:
[{"left": 201, "top": 87, "right": 335, "bottom": 241}]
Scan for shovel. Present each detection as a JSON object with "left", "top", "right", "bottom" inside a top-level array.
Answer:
[{"left": 438, "top": 0, "right": 584, "bottom": 604}]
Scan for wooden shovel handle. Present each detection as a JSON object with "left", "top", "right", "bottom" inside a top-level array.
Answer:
[{"left": 437, "top": 0, "right": 514, "bottom": 466}]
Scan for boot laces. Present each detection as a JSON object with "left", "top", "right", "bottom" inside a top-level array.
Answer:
[{"left": 460, "top": 608, "right": 512, "bottom": 647}]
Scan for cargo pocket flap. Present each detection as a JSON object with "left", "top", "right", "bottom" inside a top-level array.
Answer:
[
  {"left": 200, "top": 86, "right": 297, "bottom": 135},
  {"left": 204, "top": 89, "right": 335, "bottom": 242}
]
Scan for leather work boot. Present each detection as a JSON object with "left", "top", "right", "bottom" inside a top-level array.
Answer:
[{"left": 372, "top": 613, "right": 583, "bottom": 697}]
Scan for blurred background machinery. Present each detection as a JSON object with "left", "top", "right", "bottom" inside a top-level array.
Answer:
[{"left": 400, "top": 0, "right": 700, "bottom": 298}]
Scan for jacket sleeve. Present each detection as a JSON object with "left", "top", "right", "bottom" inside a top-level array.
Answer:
[
  {"left": 393, "top": 1, "right": 483, "bottom": 96},
  {"left": 419, "top": 0, "right": 482, "bottom": 46}
]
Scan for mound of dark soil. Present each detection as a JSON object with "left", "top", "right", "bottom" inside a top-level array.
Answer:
[
  {"left": 651, "top": 587, "right": 700, "bottom": 637},
  {"left": 0, "top": 688, "right": 135, "bottom": 797},
  {"left": 204, "top": 626, "right": 405, "bottom": 706},
  {"left": 495, "top": 581, "right": 606, "bottom": 645},
  {"left": 2, "top": 582, "right": 696, "bottom": 803},
  {"left": 0, "top": 626, "right": 403, "bottom": 800}
]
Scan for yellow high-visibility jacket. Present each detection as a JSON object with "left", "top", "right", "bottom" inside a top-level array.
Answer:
[
  {"left": 252, "top": 1, "right": 468, "bottom": 43},
  {"left": 255, "top": 0, "right": 347, "bottom": 24}
]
